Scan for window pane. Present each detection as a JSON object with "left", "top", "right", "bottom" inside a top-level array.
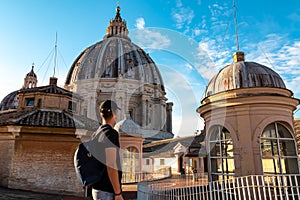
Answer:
[
  {"left": 26, "top": 98, "right": 34, "bottom": 106},
  {"left": 227, "top": 143, "right": 234, "bottom": 157},
  {"left": 210, "top": 158, "right": 218, "bottom": 173},
  {"left": 261, "top": 139, "right": 272, "bottom": 156},
  {"left": 211, "top": 174, "right": 219, "bottom": 181},
  {"left": 209, "top": 125, "right": 235, "bottom": 181},
  {"left": 277, "top": 124, "right": 292, "bottom": 138},
  {"left": 211, "top": 158, "right": 222, "bottom": 173},
  {"left": 68, "top": 101, "right": 77, "bottom": 112},
  {"left": 279, "top": 140, "right": 297, "bottom": 156},
  {"left": 221, "top": 140, "right": 233, "bottom": 157},
  {"left": 261, "top": 139, "right": 278, "bottom": 156},
  {"left": 262, "top": 158, "right": 280, "bottom": 174},
  {"left": 210, "top": 141, "right": 218, "bottom": 156},
  {"left": 210, "top": 127, "right": 220, "bottom": 141},
  {"left": 222, "top": 158, "right": 235, "bottom": 173},
  {"left": 262, "top": 124, "right": 276, "bottom": 138},
  {"left": 261, "top": 122, "right": 299, "bottom": 175},
  {"left": 223, "top": 175, "right": 235, "bottom": 181},
  {"left": 283, "top": 158, "right": 299, "bottom": 174},
  {"left": 223, "top": 129, "right": 231, "bottom": 140}
]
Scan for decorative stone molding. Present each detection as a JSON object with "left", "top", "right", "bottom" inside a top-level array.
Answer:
[{"left": 7, "top": 126, "right": 21, "bottom": 138}]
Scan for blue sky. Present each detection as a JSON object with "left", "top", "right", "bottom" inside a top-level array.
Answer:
[{"left": 0, "top": 0, "right": 300, "bottom": 137}]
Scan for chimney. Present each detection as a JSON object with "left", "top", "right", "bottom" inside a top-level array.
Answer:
[
  {"left": 49, "top": 77, "right": 58, "bottom": 85},
  {"left": 233, "top": 51, "right": 245, "bottom": 62}
]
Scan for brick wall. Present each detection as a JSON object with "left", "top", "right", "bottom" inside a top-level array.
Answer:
[
  {"left": 0, "top": 133, "right": 15, "bottom": 186},
  {"left": 7, "top": 133, "right": 84, "bottom": 196}
]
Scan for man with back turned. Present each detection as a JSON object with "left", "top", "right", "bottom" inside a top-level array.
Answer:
[{"left": 92, "top": 100, "right": 123, "bottom": 200}]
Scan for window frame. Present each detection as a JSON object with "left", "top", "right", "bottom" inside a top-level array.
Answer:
[
  {"left": 160, "top": 159, "right": 165, "bottom": 166},
  {"left": 209, "top": 125, "right": 235, "bottom": 181},
  {"left": 25, "top": 98, "right": 35, "bottom": 107},
  {"left": 260, "top": 122, "right": 299, "bottom": 175},
  {"left": 68, "top": 101, "right": 77, "bottom": 112}
]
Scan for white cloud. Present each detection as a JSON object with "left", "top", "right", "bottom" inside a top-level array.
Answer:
[
  {"left": 135, "top": 18, "right": 145, "bottom": 30},
  {"left": 209, "top": 3, "right": 230, "bottom": 18},
  {"left": 201, "top": 16, "right": 207, "bottom": 29},
  {"left": 172, "top": 0, "right": 195, "bottom": 30},
  {"left": 173, "top": 112, "right": 203, "bottom": 136},
  {"left": 196, "top": 39, "right": 230, "bottom": 80},
  {"left": 246, "top": 34, "right": 300, "bottom": 76},
  {"left": 190, "top": 16, "right": 208, "bottom": 40},
  {"left": 161, "top": 66, "right": 203, "bottom": 136},
  {"left": 193, "top": 29, "right": 201, "bottom": 36},
  {"left": 132, "top": 20, "right": 171, "bottom": 49},
  {"left": 285, "top": 76, "right": 300, "bottom": 95},
  {"left": 130, "top": 29, "right": 171, "bottom": 50}
]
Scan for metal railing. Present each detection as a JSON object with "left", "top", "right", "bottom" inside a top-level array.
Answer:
[
  {"left": 122, "top": 167, "right": 172, "bottom": 184},
  {"left": 137, "top": 174, "right": 300, "bottom": 200}
]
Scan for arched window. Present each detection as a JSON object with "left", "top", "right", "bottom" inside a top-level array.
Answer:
[
  {"left": 209, "top": 126, "right": 235, "bottom": 181},
  {"left": 261, "top": 122, "right": 299, "bottom": 174},
  {"left": 122, "top": 146, "right": 140, "bottom": 182}
]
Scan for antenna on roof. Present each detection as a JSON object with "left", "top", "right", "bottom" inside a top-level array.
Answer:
[
  {"left": 233, "top": 0, "right": 240, "bottom": 51},
  {"left": 232, "top": 0, "right": 245, "bottom": 62},
  {"left": 53, "top": 32, "right": 58, "bottom": 77}
]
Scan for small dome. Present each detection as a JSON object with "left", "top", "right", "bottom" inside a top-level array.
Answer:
[
  {"left": 0, "top": 91, "right": 18, "bottom": 111},
  {"left": 205, "top": 59, "right": 286, "bottom": 97},
  {"left": 115, "top": 114, "right": 141, "bottom": 135},
  {"left": 26, "top": 65, "right": 37, "bottom": 78}
]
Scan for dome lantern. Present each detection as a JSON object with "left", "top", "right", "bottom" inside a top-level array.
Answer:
[
  {"left": 23, "top": 64, "right": 37, "bottom": 89},
  {"left": 105, "top": 6, "right": 129, "bottom": 38},
  {"left": 233, "top": 51, "right": 245, "bottom": 62}
]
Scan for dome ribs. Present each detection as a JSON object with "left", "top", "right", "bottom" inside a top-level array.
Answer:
[{"left": 205, "top": 61, "right": 286, "bottom": 97}]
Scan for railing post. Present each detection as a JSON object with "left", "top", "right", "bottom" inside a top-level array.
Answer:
[{"left": 136, "top": 174, "right": 300, "bottom": 200}]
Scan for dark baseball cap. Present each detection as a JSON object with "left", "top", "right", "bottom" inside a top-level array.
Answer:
[{"left": 99, "top": 100, "right": 121, "bottom": 113}]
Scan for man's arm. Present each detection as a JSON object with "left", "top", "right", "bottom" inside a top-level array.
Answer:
[{"left": 105, "top": 147, "right": 123, "bottom": 199}]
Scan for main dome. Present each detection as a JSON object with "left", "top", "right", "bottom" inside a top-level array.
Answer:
[
  {"left": 205, "top": 52, "right": 286, "bottom": 97},
  {"left": 65, "top": 6, "right": 164, "bottom": 91}
]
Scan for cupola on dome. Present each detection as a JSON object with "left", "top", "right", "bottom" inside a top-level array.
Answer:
[
  {"left": 26, "top": 66, "right": 37, "bottom": 78},
  {"left": 205, "top": 52, "right": 286, "bottom": 97},
  {"left": 0, "top": 65, "right": 38, "bottom": 111}
]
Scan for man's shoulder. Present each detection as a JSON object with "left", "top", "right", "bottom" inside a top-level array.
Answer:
[
  {"left": 100, "top": 124, "right": 118, "bottom": 134},
  {"left": 96, "top": 124, "right": 118, "bottom": 140}
]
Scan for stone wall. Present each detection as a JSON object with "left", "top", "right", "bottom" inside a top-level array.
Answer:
[
  {"left": 0, "top": 127, "right": 84, "bottom": 196},
  {"left": 0, "top": 131, "right": 15, "bottom": 186}
]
